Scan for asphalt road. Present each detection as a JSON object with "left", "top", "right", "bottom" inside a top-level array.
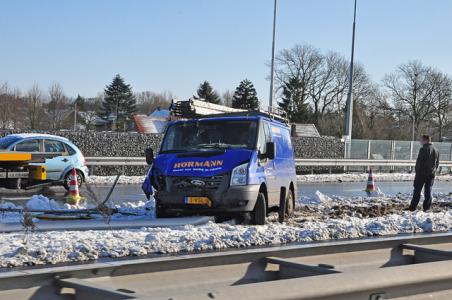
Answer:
[{"left": 1, "top": 181, "right": 451, "bottom": 206}]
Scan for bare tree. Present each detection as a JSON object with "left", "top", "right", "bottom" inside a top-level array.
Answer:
[
  {"left": 25, "top": 84, "right": 44, "bottom": 130},
  {"left": 275, "top": 44, "right": 323, "bottom": 113},
  {"left": 309, "top": 52, "right": 348, "bottom": 124},
  {"left": 135, "top": 91, "right": 172, "bottom": 115},
  {"left": 221, "top": 90, "right": 234, "bottom": 107},
  {"left": 430, "top": 70, "right": 452, "bottom": 140},
  {"left": 383, "top": 60, "right": 435, "bottom": 139},
  {"left": 0, "top": 83, "right": 15, "bottom": 129},
  {"left": 48, "top": 82, "right": 69, "bottom": 130}
]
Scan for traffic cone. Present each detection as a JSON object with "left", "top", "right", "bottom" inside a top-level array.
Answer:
[
  {"left": 66, "top": 168, "right": 81, "bottom": 205},
  {"left": 365, "top": 168, "right": 376, "bottom": 194}
]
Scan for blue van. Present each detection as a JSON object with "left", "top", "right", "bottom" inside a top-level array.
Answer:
[{"left": 142, "top": 112, "right": 297, "bottom": 224}]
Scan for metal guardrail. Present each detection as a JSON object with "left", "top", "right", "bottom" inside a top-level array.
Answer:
[
  {"left": 3, "top": 232, "right": 452, "bottom": 299},
  {"left": 85, "top": 157, "right": 452, "bottom": 167}
]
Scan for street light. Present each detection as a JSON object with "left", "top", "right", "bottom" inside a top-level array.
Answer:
[
  {"left": 344, "top": 0, "right": 357, "bottom": 140},
  {"left": 269, "top": 0, "right": 278, "bottom": 112}
]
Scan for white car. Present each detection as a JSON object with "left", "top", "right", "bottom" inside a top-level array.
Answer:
[{"left": 0, "top": 133, "right": 89, "bottom": 189}]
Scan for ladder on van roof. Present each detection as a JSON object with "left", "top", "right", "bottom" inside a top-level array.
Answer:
[{"left": 170, "top": 98, "right": 288, "bottom": 123}]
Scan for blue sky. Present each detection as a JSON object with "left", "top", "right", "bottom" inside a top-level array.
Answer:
[{"left": 1, "top": 0, "right": 451, "bottom": 105}]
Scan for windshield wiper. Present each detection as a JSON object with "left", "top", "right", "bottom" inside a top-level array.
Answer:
[
  {"left": 160, "top": 149, "right": 189, "bottom": 154},
  {"left": 196, "top": 143, "right": 232, "bottom": 149}
]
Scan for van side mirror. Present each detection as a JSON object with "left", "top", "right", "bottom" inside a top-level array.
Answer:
[
  {"left": 265, "top": 142, "right": 276, "bottom": 160},
  {"left": 145, "top": 147, "right": 154, "bottom": 165}
]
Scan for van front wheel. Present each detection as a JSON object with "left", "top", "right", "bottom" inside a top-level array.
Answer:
[{"left": 251, "top": 192, "right": 267, "bottom": 225}]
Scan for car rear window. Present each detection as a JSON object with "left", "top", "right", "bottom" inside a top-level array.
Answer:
[
  {"left": 44, "top": 140, "right": 66, "bottom": 153},
  {"left": 64, "top": 144, "right": 76, "bottom": 155},
  {"left": 0, "top": 136, "right": 20, "bottom": 149},
  {"left": 14, "top": 139, "right": 40, "bottom": 152}
]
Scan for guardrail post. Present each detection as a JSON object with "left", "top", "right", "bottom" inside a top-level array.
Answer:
[
  {"left": 449, "top": 143, "right": 452, "bottom": 174},
  {"left": 390, "top": 140, "right": 395, "bottom": 172},
  {"left": 343, "top": 139, "right": 348, "bottom": 173}
]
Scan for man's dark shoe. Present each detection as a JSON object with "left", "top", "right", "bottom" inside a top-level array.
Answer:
[
  {"left": 404, "top": 207, "right": 416, "bottom": 212},
  {"left": 423, "top": 208, "right": 431, "bottom": 213}
]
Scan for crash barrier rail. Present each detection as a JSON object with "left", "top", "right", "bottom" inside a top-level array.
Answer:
[
  {"left": 4, "top": 232, "right": 452, "bottom": 299},
  {"left": 85, "top": 157, "right": 452, "bottom": 168}
]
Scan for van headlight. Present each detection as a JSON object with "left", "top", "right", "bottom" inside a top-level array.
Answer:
[{"left": 230, "top": 163, "right": 248, "bottom": 186}]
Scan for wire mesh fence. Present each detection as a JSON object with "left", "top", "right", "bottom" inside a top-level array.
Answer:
[{"left": 345, "top": 139, "right": 452, "bottom": 173}]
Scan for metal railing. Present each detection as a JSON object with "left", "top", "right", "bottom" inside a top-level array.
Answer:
[
  {"left": 85, "top": 157, "right": 452, "bottom": 168},
  {"left": 345, "top": 139, "right": 452, "bottom": 161}
]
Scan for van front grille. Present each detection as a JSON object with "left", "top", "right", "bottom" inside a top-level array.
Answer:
[{"left": 171, "top": 175, "right": 225, "bottom": 189}]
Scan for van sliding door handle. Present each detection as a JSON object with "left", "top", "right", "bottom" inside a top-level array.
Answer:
[{"left": 61, "top": 158, "right": 69, "bottom": 162}]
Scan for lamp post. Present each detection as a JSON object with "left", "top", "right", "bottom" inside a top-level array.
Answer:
[
  {"left": 269, "top": 0, "right": 278, "bottom": 112},
  {"left": 344, "top": 0, "right": 357, "bottom": 140},
  {"left": 412, "top": 72, "right": 418, "bottom": 141}
]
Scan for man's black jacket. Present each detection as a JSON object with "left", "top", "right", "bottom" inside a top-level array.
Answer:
[{"left": 415, "top": 143, "right": 439, "bottom": 177}]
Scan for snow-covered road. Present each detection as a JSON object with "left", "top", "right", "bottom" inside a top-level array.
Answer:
[{"left": 1, "top": 191, "right": 452, "bottom": 268}]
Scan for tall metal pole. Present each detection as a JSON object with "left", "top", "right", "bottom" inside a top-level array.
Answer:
[
  {"left": 269, "top": 0, "right": 278, "bottom": 112},
  {"left": 344, "top": 0, "right": 357, "bottom": 140},
  {"left": 74, "top": 102, "right": 77, "bottom": 131},
  {"left": 412, "top": 73, "right": 418, "bottom": 141}
]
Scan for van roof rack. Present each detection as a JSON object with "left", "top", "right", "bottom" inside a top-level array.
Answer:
[
  {"left": 170, "top": 98, "right": 288, "bottom": 123},
  {"left": 199, "top": 110, "right": 288, "bottom": 123}
]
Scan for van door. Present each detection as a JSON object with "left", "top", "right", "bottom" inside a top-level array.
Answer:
[{"left": 262, "top": 122, "right": 279, "bottom": 206}]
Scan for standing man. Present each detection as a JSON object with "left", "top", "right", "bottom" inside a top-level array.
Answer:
[{"left": 408, "top": 135, "right": 439, "bottom": 212}]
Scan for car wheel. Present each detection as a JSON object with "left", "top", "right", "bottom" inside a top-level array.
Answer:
[
  {"left": 252, "top": 192, "right": 267, "bottom": 225},
  {"left": 63, "top": 170, "right": 83, "bottom": 190}
]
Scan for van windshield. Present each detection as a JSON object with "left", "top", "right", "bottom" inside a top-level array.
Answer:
[{"left": 161, "top": 120, "right": 257, "bottom": 153}]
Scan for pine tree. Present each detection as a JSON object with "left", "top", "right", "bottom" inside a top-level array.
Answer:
[
  {"left": 232, "top": 79, "right": 260, "bottom": 110},
  {"left": 98, "top": 74, "right": 136, "bottom": 131},
  {"left": 74, "top": 94, "right": 86, "bottom": 110},
  {"left": 196, "top": 81, "right": 220, "bottom": 104},
  {"left": 278, "top": 76, "right": 310, "bottom": 122}
]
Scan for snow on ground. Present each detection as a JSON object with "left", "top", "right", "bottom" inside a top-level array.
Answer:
[
  {"left": 297, "top": 173, "right": 452, "bottom": 183},
  {"left": 1, "top": 191, "right": 452, "bottom": 268},
  {"left": 0, "top": 195, "right": 155, "bottom": 224}
]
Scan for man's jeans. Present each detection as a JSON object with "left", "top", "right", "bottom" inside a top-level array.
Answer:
[{"left": 410, "top": 174, "right": 435, "bottom": 211}]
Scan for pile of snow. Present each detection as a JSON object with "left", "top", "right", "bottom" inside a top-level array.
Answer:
[
  {"left": 298, "top": 190, "right": 332, "bottom": 207},
  {"left": 1, "top": 208, "right": 452, "bottom": 268},
  {"left": 112, "top": 199, "right": 155, "bottom": 220},
  {"left": 86, "top": 175, "right": 146, "bottom": 185},
  {"left": 0, "top": 195, "right": 156, "bottom": 224},
  {"left": 297, "top": 173, "right": 452, "bottom": 183},
  {"left": 25, "top": 195, "right": 88, "bottom": 211},
  {"left": 1, "top": 191, "right": 452, "bottom": 267}
]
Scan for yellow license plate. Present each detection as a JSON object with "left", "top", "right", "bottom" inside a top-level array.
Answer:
[{"left": 184, "top": 197, "right": 211, "bottom": 207}]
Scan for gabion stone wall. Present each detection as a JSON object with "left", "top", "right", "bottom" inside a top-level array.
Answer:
[
  {"left": 292, "top": 136, "right": 344, "bottom": 173},
  {"left": 0, "top": 130, "right": 162, "bottom": 176},
  {"left": 0, "top": 131, "right": 344, "bottom": 175}
]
